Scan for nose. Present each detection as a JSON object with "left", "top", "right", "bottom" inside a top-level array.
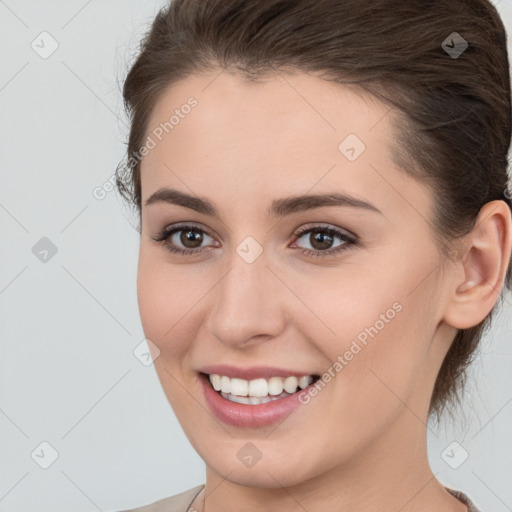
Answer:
[{"left": 206, "top": 250, "right": 287, "bottom": 349}]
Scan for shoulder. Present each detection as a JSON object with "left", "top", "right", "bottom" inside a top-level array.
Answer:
[
  {"left": 119, "top": 484, "right": 482, "bottom": 511},
  {"left": 445, "top": 486, "right": 483, "bottom": 512},
  {"left": 117, "top": 484, "right": 205, "bottom": 512}
]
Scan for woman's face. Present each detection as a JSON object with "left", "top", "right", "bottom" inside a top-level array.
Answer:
[{"left": 137, "top": 70, "right": 456, "bottom": 488}]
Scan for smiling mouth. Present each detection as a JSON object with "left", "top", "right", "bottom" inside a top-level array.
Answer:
[{"left": 202, "top": 372, "right": 321, "bottom": 405}]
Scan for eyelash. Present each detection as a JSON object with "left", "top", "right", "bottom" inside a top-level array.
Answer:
[{"left": 151, "top": 223, "right": 357, "bottom": 258}]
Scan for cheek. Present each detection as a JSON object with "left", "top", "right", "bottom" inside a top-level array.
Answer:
[
  {"left": 283, "top": 266, "right": 402, "bottom": 357},
  {"left": 136, "top": 252, "right": 196, "bottom": 356},
  {"left": 136, "top": 253, "right": 203, "bottom": 417},
  {"left": 293, "top": 263, "right": 436, "bottom": 408}
]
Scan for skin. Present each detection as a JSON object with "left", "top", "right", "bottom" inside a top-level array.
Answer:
[{"left": 136, "top": 69, "right": 512, "bottom": 512}]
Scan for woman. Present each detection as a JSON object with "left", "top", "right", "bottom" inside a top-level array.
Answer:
[{"left": 115, "top": 0, "right": 512, "bottom": 510}]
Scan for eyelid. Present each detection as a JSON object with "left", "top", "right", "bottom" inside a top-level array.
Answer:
[
  {"left": 291, "top": 222, "right": 357, "bottom": 241},
  {"left": 153, "top": 221, "right": 214, "bottom": 240}
]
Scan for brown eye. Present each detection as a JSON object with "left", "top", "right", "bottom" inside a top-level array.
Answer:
[
  {"left": 179, "top": 229, "right": 204, "bottom": 249},
  {"left": 151, "top": 224, "right": 217, "bottom": 255},
  {"left": 292, "top": 225, "right": 357, "bottom": 258},
  {"left": 307, "top": 230, "right": 335, "bottom": 251}
]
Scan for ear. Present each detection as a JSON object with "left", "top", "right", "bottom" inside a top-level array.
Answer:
[{"left": 442, "top": 200, "right": 512, "bottom": 330}]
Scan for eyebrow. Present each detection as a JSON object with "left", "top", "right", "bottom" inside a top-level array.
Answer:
[{"left": 144, "top": 187, "right": 383, "bottom": 217}]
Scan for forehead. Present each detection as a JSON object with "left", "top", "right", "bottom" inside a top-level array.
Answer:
[
  {"left": 140, "top": 69, "right": 430, "bottom": 219},
  {"left": 144, "top": 68, "right": 393, "bottom": 151}
]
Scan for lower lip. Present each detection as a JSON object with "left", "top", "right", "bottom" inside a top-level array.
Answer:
[{"left": 200, "top": 373, "right": 313, "bottom": 428}]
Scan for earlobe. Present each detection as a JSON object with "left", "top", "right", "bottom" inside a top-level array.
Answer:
[{"left": 443, "top": 200, "right": 512, "bottom": 330}]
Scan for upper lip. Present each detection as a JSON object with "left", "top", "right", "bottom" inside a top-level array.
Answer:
[{"left": 199, "top": 365, "right": 318, "bottom": 381}]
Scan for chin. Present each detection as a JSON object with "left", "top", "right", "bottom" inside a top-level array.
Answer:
[
  {"left": 199, "top": 444, "right": 320, "bottom": 488},
  {"left": 209, "top": 462, "right": 310, "bottom": 489}
]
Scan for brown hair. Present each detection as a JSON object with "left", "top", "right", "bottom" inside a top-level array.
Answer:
[{"left": 115, "top": 0, "right": 512, "bottom": 422}]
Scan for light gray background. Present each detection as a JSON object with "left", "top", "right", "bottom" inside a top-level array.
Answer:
[{"left": 1, "top": 1, "right": 511, "bottom": 511}]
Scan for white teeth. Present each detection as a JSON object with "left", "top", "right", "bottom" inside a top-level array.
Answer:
[
  {"left": 268, "top": 376, "right": 284, "bottom": 395},
  {"left": 299, "top": 375, "right": 313, "bottom": 389},
  {"left": 208, "top": 373, "right": 315, "bottom": 399},
  {"left": 210, "top": 374, "right": 221, "bottom": 391},
  {"left": 283, "top": 376, "right": 299, "bottom": 393},
  {"left": 230, "top": 378, "right": 249, "bottom": 396},
  {"left": 226, "top": 393, "right": 252, "bottom": 404},
  {"left": 221, "top": 391, "right": 292, "bottom": 405},
  {"left": 220, "top": 375, "right": 231, "bottom": 394},
  {"left": 248, "top": 378, "right": 268, "bottom": 397}
]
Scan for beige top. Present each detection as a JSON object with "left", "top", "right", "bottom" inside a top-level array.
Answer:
[{"left": 118, "top": 484, "right": 483, "bottom": 512}]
